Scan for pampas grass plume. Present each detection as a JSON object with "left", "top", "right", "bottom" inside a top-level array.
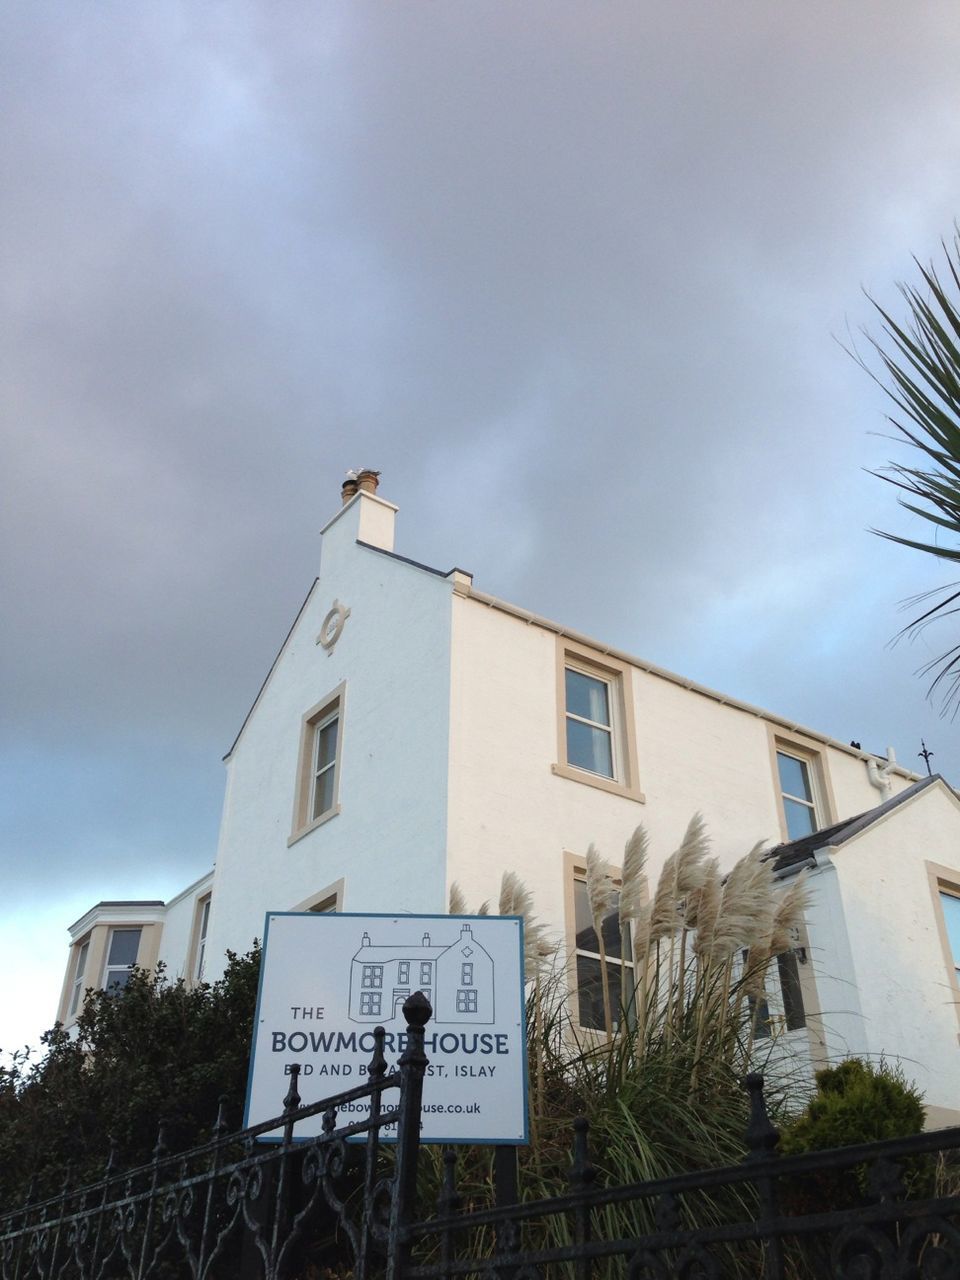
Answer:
[
  {"left": 770, "top": 871, "right": 814, "bottom": 954},
  {"left": 619, "top": 825, "right": 649, "bottom": 925},
  {"left": 585, "top": 844, "right": 615, "bottom": 933},
  {"left": 650, "top": 815, "right": 710, "bottom": 940},
  {"left": 690, "top": 858, "right": 722, "bottom": 957}
]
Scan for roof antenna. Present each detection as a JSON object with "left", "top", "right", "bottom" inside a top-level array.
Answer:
[{"left": 918, "top": 739, "right": 934, "bottom": 777}]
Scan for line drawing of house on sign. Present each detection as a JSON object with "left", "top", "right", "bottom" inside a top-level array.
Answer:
[{"left": 348, "top": 923, "right": 495, "bottom": 1024}]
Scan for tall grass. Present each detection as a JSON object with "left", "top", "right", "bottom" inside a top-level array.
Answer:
[{"left": 428, "top": 822, "right": 815, "bottom": 1275}]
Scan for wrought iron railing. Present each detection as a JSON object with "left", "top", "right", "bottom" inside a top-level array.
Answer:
[
  {"left": 3, "top": 991, "right": 959, "bottom": 1279},
  {"left": 405, "top": 1075, "right": 960, "bottom": 1279},
  {"left": 0, "top": 993, "right": 432, "bottom": 1280}
]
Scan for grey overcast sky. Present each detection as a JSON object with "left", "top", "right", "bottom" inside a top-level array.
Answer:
[{"left": 3, "top": 1, "right": 960, "bottom": 1056}]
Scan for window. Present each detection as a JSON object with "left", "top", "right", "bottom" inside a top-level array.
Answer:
[
  {"left": 103, "top": 928, "right": 142, "bottom": 994},
  {"left": 747, "top": 991, "right": 773, "bottom": 1039},
  {"left": 293, "top": 878, "right": 345, "bottom": 914},
  {"left": 398, "top": 961, "right": 410, "bottom": 984},
  {"left": 572, "top": 868, "right": 633, "bottom": 1031},
  {"left": 359, "top": 992, "right": 381, "bottom": 1016},
  {"left": 194, "top": 897, "right": 211, "bottom": 982},
  {"left": 457, "top": 989, "right": 478, "bottom": 1013},
  {"left": 565, "top": 668, "right": 614, "bottom": 778},
  {"left": 927, "top": 865, "right": 960, "bottom": 1020},
  {"left": 290, "top": 685, "right": 345, "bottom": 845},
  {"left": 776, "top": 750, "right": 819, "bottom": 841},
  {"left": 361, "top": 965, "right": 383, "bottom": 988},
  {"left": 461, "top": 962, "right": 473, "bottom": 986},
  {"left": 311, "top": 710, "right": 339, "bottom": 821},
  {"left": 420, "top": 961, "right": 432, "bottom": 986},
  {"left": 743, "top": 948, "right": 806, "bottom": 1037},
  {"left": 308, "top": 896, "right": 338, "bottom": 914},
  {"left": 777, "top": 951, "right": 807, "bottom": 1031},
  {"left": 69, "top": 939, "right": 90, "bottom": 1017},
  {"left": 553, "top": 641, "right": 643, "bottom": 801},
  {"left": 940, "top": 890, "right": 960, "bottom": 980}
]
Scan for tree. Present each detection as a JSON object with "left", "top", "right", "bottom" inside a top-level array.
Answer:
[
  {"left": 0, "top": 944, "right": 261, "bottom": 1209},
  {"left": 864, "top": 230, "right": 960, "bottom": 714}
]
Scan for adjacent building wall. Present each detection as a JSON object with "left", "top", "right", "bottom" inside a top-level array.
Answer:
[
  {"left": 824, "top": 784, "right": 960, "bottom": 1122},
  {"left": 155, "top": 871, "right": 215, "bottom": 982}
]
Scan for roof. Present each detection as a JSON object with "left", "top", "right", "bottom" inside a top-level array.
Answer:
[
  {"left": 768, "top": 774, "right": 947, "bottom": 871},
  {"left": 354, "top": 946, "right": 443, "bottom": 961},
  {"left": 67, "top": 900, "right": 167, "bottom": 935},
  {"left": 355, "top": 540, "right": 467, "bottom": 580},
  {"left": 226, "top": 532, "right": 926, "bottom": 782}
]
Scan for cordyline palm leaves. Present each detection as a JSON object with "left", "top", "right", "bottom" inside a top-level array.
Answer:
[{"left": 865, "top": 231, "right": 960, "bottom": 714}]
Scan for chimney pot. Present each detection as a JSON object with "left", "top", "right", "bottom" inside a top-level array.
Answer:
[
  {"left": 356, "top": 468, "right": 380, "bottom": 495},
  {"left": 341, "top": 474, "right": 359, "bottom": 505}
]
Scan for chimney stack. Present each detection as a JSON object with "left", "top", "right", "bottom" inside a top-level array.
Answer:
[
  {"left": 341, "top": 468, "right": 380, "bottom": 505},
  {"left": 324, "top": 468, "right": 396, "bottom": 555}
]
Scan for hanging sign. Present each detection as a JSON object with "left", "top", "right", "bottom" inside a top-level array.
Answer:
[{"left": 244, "top": 912, "right": 529, "bottom": 1144}]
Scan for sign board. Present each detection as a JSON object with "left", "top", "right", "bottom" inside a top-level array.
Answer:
[{"left": 244, "top": 912, "right": 529, "bottom": 1144}]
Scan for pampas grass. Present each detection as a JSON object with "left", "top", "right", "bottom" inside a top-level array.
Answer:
[
  {"left": 443, "top": 821, "right": 811, "bottom": 1174},
  {"left": 496, "top": 870, "right": 560, "bottom": 1141},
  {"left": 644, "top": 816, "right": 711, "bottom": 1042},
  {"left": 618, "top": 826, "right": 649, "bottom": 1019},
  {"left": 585, "top": 845, "right": 616, "bottom": 1041},
  {"left": 415, "top": 832, "right": 816, "bottom": 1279}
]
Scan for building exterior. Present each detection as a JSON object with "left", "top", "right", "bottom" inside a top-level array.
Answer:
[{"left": 57, "top": 474, "right": 960, "bottom": 1123}]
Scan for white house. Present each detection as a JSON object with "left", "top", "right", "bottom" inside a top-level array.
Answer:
[{"left": 57, "top": 472, "right": 960, "bottom": 1123}]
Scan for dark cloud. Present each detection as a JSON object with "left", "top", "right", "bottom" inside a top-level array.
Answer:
[{"left": 2, "top": 0, "right": 959, "bottom": 1049}]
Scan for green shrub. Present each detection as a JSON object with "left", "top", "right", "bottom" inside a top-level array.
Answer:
[
  {"left": 779, "top": 1056, "right": 928, "bottom": 1234},
  {"left": 0, "top": 944, "right": 261, "bottom": 1209},
  {"left": 780, "top": 1057, "right": 925, "bottom": 1156}
]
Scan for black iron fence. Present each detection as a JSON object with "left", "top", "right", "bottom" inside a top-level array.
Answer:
[
  {"left": 413, "top": 1077, "right": 960, "bottom": 1279},
  {"left": 0, "top": 994, "right": 432, "bottom": 1280},
  {"left": 2, "top": 992, "right": 959, "bottom": 1279}
]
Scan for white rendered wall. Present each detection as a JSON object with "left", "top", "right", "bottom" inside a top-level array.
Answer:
[
  {"left": 445, "top": 592, "right": 920, "bottom": 944},
  {"left": 824, "top": 784, "right": 960, "bottom": 1121},
  {"left": 202, "top": 498, "right": 454, "bottom": 979},
  {"left": 155, "top": 872, "right": 214, "bottom": 981},
  {"left": 787, "top": 857, "right": 866, "bottom": 1069}
]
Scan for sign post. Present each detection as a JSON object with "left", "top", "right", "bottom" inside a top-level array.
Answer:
[{"left": 244, "top": 912, "right": 529, "bottom": 1145}]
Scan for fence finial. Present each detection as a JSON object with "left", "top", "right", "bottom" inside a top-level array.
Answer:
[
  {"left": 283, "top": 1064, "right": 302, "bottom": 1114},
  {"left": 569, "top": 1116, "right": 597, "bottom": 1191},
  {"left": 743, "top": 1074, "right": 779, "bottom": 1161}
]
